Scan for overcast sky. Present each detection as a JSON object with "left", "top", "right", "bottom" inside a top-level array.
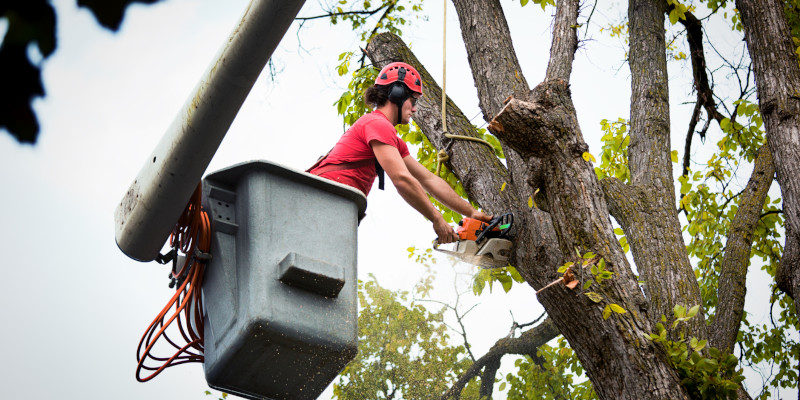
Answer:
[{"left": 0, "top": 0, "right": 794, "bottom": 399}]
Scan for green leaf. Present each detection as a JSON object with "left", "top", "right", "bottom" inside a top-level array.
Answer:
[
  {"left": 603, "top": 305, "right": 612, "bottom": 320},
  {"left": 585, "top": 292, "right": 603, "bottom": 303},
  {"left": 674, "top": 304, "right": 687, "bottom": 318},
  {"left": 582, "top": 152, "right": 596, "bottom": 162},
  {"left": 508, "top": 266, "right": 525, "bottom": 283},
  {"left": 499, "top": 274, "right": 513, "bottom": 293},
  {"left": 687, "top": 304, "right": 700, "bottom": 319},
  {"left": 671, "top": 150, "right": 679, "bottom": 163},
  {"left": 720, "top": 118, "right": 731, "bottom": 132},
  {"left": 609, "top": 303, "right": 626, "bottom": 314},
  {"left": 558, "top": 261, "right": 574, "bottom": 273}
]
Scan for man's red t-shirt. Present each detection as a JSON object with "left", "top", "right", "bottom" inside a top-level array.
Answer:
[{"left": 310, "top": 110, "right": 410, "bottom": 195}]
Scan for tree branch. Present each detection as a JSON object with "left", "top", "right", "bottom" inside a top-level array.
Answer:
[
  {"left": 678, "top": 10, "right": 726, "bottom": 124},
  {"left": 736, "top": 0, "right": 800, "bottom": 335},
  {"left": 711, "top": 145, "right": 775, "bottom": 354},
  {"left": 623, "top": 0, "right": 707, "bottom": 339},
  {"left": 439, "top": 317, "right": 560, "bottom": 400},
  {"left": 545, "top": 0, "right": 580, "bottom": 83},
  {"left": 295, "top": 7, "right": 387, "bottom": 21}
]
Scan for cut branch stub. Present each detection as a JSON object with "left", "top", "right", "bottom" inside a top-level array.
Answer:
[{"left": 489, "top": 80, "right": 580, "bottom": 159}]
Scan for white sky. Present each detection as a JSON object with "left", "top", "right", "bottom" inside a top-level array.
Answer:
[{"left": 0, "top": 0, "right": 795, "bottom": 399}]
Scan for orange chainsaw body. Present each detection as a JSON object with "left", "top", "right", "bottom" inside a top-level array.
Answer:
[{"left": 457, "top": 218, "right": 501, "bottom": 242}]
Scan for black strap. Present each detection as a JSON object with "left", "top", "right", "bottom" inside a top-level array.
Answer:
[{"left": 375, "top": 160, "right": 385, "bottom": 190}]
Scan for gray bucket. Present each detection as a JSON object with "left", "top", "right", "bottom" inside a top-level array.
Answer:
[{"left": 201, "top": 160, "right": 366, "bottom": 400}]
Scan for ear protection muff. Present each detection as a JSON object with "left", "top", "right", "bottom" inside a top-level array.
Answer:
[
  {"left": 388, "top": 82, "right": 410, "bottom": 104},
  {"left": 387, "top": 66, "right": 410, "bottom": 104}
]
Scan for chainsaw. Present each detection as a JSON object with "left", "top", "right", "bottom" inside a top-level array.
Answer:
[{"left": 433, "top": 213, "right": 513, "bottom": 269}]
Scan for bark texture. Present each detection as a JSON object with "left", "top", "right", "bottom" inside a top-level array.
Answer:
[
  {"left": 626, "top": 0, "right": 707, "bottom": 338},
  {"left": 736, "top": 0, "right": 800, "bottom": 370},
  {"left": 710, "top": 146, "right": 775, "bottom": 354}
]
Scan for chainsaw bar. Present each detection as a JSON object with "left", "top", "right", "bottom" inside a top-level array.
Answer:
[{"left": 433, "top": 238, "right": 512, "bottom": 269}]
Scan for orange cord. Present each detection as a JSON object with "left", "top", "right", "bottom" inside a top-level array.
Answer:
[{"left": 136, "top": 183, "right": 211, "bottom": 382}]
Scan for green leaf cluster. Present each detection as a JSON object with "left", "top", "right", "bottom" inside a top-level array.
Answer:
[
  {"left": 666, "top": 0, "right": 690, "bottom": 25},
  {"left": 472, "top": 266, "right": 525, "bottom": 295},
  {"left": 333, "top": 275, "right": 480, "bottom": 399},
  {"left": 518, "top": 0, "right": 555, "bottom": 10},
  {"left": 676, "top": 97, "right": 797, "bottom": 396},
  {"left": 594, "top": 118, "right": 631, "bottom": 183},
  {"left": 327, "top": 0, "right": 424, "bottom": 42},
  {"left": 738, "top": 311, "right": 800, "bottom": 398},
  {"left": 204, "top": 390, "right": 228, "bottom": 399},
  {"left": 333, "top": 53, "right": 378, "bottom": 128},
  {"left": 648, "top": 306, "right": 745, "bottom": 399},
  {"left": 502, "top": 337, "right": 596, "bottom": 400}
]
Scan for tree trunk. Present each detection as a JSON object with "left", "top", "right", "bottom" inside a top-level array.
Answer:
[
  {"left": 736, "top": 0, "right": 800, "bottom": 371},
  {"left": 604, "top": 0, "right": 708, "bottom": 339}
]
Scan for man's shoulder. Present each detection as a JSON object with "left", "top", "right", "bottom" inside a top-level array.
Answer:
[{"left": 359, "top": 112, "right": 395, "bottom": 133}]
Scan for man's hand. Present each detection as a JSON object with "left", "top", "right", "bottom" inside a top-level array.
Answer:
[
  {"left": 470, "top": 210, "right": 492, "bottom": 223},
  {"left": 433, "top": 217, "right": 458, "bottom": 244}
]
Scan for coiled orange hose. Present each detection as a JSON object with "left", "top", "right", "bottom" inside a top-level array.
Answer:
[{"left": 136, "top": 183, "right": 210, "bottom": 382}]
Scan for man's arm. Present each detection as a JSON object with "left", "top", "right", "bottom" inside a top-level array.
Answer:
[
  {"left": 371, "top": 142, "right": 459, "bottom": 243},
  {"left": 403, "top": 155, "right": 491, "bottom": 222}
]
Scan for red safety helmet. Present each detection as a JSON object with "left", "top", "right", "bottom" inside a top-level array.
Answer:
[{"left": 375, "top": 62, "right": 423, "bottom": 95}]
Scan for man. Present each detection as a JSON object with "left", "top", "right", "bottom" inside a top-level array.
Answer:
[{"left": 309, "top": 62, "right": 490, "bottom": 243}]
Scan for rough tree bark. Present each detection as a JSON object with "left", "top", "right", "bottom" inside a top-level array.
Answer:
[
  {"left": 736, "top": 0, "right": 800, "bottom": 391},
  {"left": 736, "top": 0, "right": 800, "bottom": 328},
  {"left": 364, "top": 0, "right": 783, "bottom": 396},
  {"left": 710, "top": 145, "right": 775, "bottom": 354},
  {"left": 602, "top": 0, "right": 707, "bottom": 339}
]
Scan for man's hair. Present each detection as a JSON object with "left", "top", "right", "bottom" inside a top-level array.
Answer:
[{"left": 364, "top": 84, "right": 391, "bottom": 108}]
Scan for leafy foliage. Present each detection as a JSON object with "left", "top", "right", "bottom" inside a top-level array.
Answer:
[
  {"left": 333, "top": 275, "right": 481, "bottom": 399},
  {"left": 503, "top": 338, "right": 596, "bottom": 400},
  {"left": 518, "top": 0, "right": 555, "bottom": 11},
  {"left": 472, "top": 265, "right": 525, "bottom": 295},
  {"left": 204, "top": 390, "right": 228, "bottom": 399},
  {"left": 648, "top": 306, "right": 745, "bottom": 399},
  {"left": 325, "top": 0, "right": 424, "bottom": 42},
  {"left": 1, "top": 0, "right": 162, "bottom": 143},
  {"left": 594, "top": 118, "right": 630, "bottom": 183},
  {"left": 675, "top": 96, "right": 798, "bottom": 397}
]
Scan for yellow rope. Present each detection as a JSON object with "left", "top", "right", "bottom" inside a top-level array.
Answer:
[
  {"left": 434, "top": 0, "right": 495, "bottom": 177},
  {"left": 442, "top": 0, "right": 447, "bottom": 135}
]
